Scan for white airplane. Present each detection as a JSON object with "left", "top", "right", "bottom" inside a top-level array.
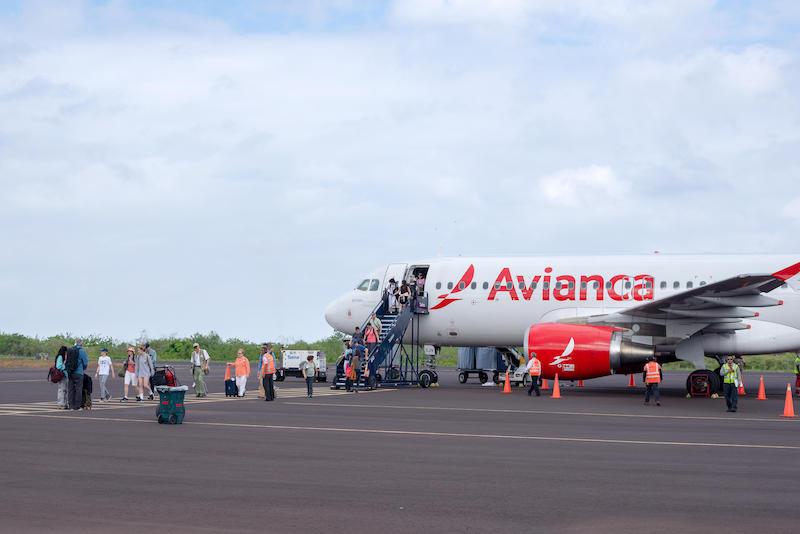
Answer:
[{"left": 324, "top": 255, "right": 800, "bottom": 394}]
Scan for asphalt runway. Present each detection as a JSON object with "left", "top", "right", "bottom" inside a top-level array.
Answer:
[{"left": 0, "top": 365, "right": 797, "bottom": 533}]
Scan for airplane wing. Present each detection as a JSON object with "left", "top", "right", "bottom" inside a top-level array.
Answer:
[{"left": 570, "top": 261, "right": 800, "bottom": 365}]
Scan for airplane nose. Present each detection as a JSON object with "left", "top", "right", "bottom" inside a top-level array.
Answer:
[{"left": 324, "top": 299, "right": 340, "bottom": 329}]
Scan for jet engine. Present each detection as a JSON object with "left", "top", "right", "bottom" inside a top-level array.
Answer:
[{"left": 523, "top": 323, "right": 654, "bottom": 380}]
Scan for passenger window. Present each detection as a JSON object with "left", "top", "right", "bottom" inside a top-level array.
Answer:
[
  {"left": 369, "top": 279, "right": 379, "bottom": 291},
  {"left": 356, "top": 279, "right": 370, "bottom": 291},
  {"left": 458, "top": 282, "right": 465, "bottom": 290},
  {"left": 580, "top": 282, "right": 587, "bottom": 290},
  {"left": 569, "top": 281, "right": 575, "bottom": 290},
  {"left": 519, "top": 282, "right": 525, "bottom": 289},
  {"left": 447, "top": 282, "right": 453, "bottom": 290},
  {"left": 645, "top": 281, "right": 652, "bottom": 289},
  {"left": 687, "top": 281, "right": 693, "bottom": 289},
  {"left": 543, "top": 282, "right": 550, "bottom": 290},
  {"left": 593, "top": 282, "right": 599, "bottom": 290},
  {"left": 495, "top": 283, "right": 501, "bottom": 290},
  {"left": 471, "top": 282, "right": 476, "bottom": 289},
  {"left": 483, "top": 282, "right": 489, "bottom": 290},
  {"left": 435, "top": 282, "right": 442, "bottom": 290},
  {"left": 660, "top": 281, "right": 666, "bottom": 289},
  {"left": 531, "top": 282, "right": 538, "bottom": 289},
  {"left": 506, "top": 282, "right": 513, "bottom": 290},
  {"left": 673, "top": 281, "right": 680, "bottom": 289},
  {"left": 699, "top": 281, "right": 706, "bottom": 286},
  {"left": 605, "top": 281, "right": 612, "bottom": 289},
  {"left": 624, "top": 281, "right": 631, "bottom": 290}
]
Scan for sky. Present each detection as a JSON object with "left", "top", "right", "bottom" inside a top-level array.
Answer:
[{"left": 1, "top": 0, "right": 799, "bottom": 344}]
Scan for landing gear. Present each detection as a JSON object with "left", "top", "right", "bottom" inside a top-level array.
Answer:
[
  {"left": 418, "top": 370, "right": 434, "bottom": 388},
  {"left": 686, "top": 369, "right": 722, "bottom": 397}
]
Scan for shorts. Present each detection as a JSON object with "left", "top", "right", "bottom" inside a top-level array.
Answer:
[{"left": 124, "top": 371, "right": 137, "bottom": 386}]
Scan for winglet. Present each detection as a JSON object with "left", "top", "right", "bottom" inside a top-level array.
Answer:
[{"left": 772, "top": 261, "right": 800, "bottom": 281}]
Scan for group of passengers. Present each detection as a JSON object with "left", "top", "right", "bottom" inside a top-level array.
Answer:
[
  {"left": 50, "top": 340, "right": 158, "bottom": 409},
  {"left": 50, "top": 340, "right": 319, "bottom": 407},
  {"left": 386, "top": 271, "right": 426, "bottom": 314}
]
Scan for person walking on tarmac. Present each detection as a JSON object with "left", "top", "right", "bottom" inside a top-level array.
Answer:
[
  {"left": 720, "top": 355, "right": 742, "bottom": 412},
  {"left": 525, "top": 353, "right": 542, "bottom": 397},
  {"left": 261, "top": 346, "right": 276, "bottom": 402},
  {"left": 642, "top": 356, "right": 662, "bottom": 406},
  {"left": 795, "top": 353, "right": 800, "bottom": 395}
]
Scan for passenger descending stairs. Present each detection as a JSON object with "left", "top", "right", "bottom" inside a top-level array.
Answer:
[{"left": 333, "top": 305, "right": 416, "bottom": 389}]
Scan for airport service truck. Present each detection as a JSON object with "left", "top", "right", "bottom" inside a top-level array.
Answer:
[{"left": 275, "top": 350, "right": 327, "bottom": 382}]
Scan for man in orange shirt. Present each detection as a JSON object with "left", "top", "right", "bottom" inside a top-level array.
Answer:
[
  {"left": 261, "top": 345, "right": 276, "bottom": 402},
  {"left": 525, "top": 353, "right": 542, "bottom": 397},
  {"left": 642, "top": 356, "right": 662, "bottom": 406}
]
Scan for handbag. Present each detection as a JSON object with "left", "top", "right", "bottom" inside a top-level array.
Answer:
[
  {"left": 117, "top": 362, "right": 126, "bottom": 378},
  {"left": 346, "top": 368, "right": 357, "bottom": 381},
  {"left": 48, "top": 367, "right": 64, "bottom": 383}
]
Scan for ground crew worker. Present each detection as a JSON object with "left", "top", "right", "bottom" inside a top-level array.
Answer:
[
  {"left": 525, "top": 353, "right": 542, "bottom": 397},
  {"left": 642, "top": 356, "right": 662, "bottom": 406},
  {"left": 261, "top": 346, "right": 276, "bottom": 402},
  {"left": 720, "top": 355, "right": 742, "bottom": 412},
  {"left": 795, "top": 353, "right": 800, "bottom": 395}
]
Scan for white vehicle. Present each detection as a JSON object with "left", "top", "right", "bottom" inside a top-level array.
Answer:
[
  {"left": 324, "top": 255, "right": 800, "bottom": 395},
  {"left": 276, "top": 350, "right": 327, "bottom": 382}
]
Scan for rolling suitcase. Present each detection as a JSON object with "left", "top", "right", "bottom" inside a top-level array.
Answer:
[{"left": 224, "top": 365, "right": 237, "bottom": 397}]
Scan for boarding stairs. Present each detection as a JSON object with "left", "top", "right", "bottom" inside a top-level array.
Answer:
[{"left": 332, "top": 291, "right": 437, "bottom": 390}]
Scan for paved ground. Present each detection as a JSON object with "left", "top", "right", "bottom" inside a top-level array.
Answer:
[{"left": 0, "top": 366, "right": 797, "bottom": 533}]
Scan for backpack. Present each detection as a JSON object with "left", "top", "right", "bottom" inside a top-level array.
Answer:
[
  {"left": 82, "top": 374, "right": 93, "bottom": 395},
  {"left": 47, "top": 367, "right": 64, "bottom": 383},
  {"left": 65, "top": 347, "right": 81, "bottom": 373}
]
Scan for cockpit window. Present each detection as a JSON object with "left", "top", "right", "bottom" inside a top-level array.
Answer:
[
  {"left": 369, "top": 279, "right": 379, "bottom": 291},
  {"left": 356, "top": 279, "right": 370, "bottom": 291}
]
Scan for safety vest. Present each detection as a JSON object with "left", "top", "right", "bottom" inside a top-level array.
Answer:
[
  {"left": 644, "top": 361, "right": 661, "bottom": 384},
  {"left": 722, "top": 363, "right": 739, "bottom": 384},
  {"left": 261, "top": 353, "right": 275, "bottom": 376},
  {"left": 529, "top": 359, "right": 542, "bottom": 377}
]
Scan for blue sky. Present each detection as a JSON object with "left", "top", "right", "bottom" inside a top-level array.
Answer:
[{"left": 1, "top": 0, "right": 799, "bottom": 344}]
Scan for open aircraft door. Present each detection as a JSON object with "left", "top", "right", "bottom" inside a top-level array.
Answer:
[{"left": 383, "top": 263, "right": 408, "bottom": 289}]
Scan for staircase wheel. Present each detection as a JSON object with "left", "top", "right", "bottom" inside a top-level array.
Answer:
[
  {"left": 419, "top": 371, "right": 432, "bottom": 388},
  {"left": 492, "top": 371, "right": 500, "bottom": 384},
  {"left": 367, "top": 375, "right": 378, "bottom": 389},
  {"left": 458, "top": 372, "right": 468, "bottom": 384},
  {"left": 431, "top": 372, "right": 439, "bottom": 384},
  {"left": 478, "top": 372, "right": 488, "bottom": 384}
]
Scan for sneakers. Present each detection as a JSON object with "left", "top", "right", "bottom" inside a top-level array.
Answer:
[
  {"left": 136, "top": 396, "right": 143, "bottom": 402},
  {"left": 148, "top": 393, "right": 154, "bottom": 401},
  {"left": 656, "top": 402, "right": 661, "bottom": 406},
  {"left": 120, "top": 397, "right": 128, "bottom": 402}
]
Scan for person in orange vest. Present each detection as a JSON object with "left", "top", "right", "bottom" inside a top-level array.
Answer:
[
  {"left": 260, "top": 345, "right": 276, "bottom": 402},
  {"left": 525, "top": 353, "right": 542, "bottom": 397},
  {"left": 230, "top": 348, "right": 251, "bottom": 397},
  {"left": 642, "top": 356, "right": 662, "bottom": 406}
]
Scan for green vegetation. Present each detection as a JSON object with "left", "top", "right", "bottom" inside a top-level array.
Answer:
[
  {"left": 0, "top": 331, "right": 345, "bottom": 365},
  {"left": 0, "top": 332, "right": 796, "bottom": 371}
]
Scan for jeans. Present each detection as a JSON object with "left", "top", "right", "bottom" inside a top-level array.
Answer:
[
  {"left": 263, "top": 374, "right": 275, "bottom": 401},
  {"left": 645, "top": 383, "right": 660, "bottom": 403},
  {"left": 527, "top": 375, "right": 540, "bottom": 396},
  {"left": 305, "top": 376, "right": 314, "bottom": 397},
  {"left": 99, "top": 374, "right": 110, "bottom": 399},
  {"left": 57, "top": 378, "right": 68, "bottom": 407},
  {"left": 723, "top": 382, "right": 738, "bottom": 411},
  {"left": 193, "top": 366, "right": 206, "bottom": 396},
  {"left": 68, "top": 374, "right": 83, "bottom": 410}
]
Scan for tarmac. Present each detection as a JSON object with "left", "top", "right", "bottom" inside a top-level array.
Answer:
[{"left": 0, "top": 366, "right": 797, "bottom": 533}]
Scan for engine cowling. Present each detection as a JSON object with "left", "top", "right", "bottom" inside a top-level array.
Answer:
[{"left": 524, "top": 323, "right": 654, "bottom": 380}]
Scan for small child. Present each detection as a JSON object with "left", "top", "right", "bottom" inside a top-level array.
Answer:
[{"left": 95, "top": 348, "right": 114, "bottom": 402}]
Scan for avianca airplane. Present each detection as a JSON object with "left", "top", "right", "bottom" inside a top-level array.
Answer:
[{"left": 324, "top": 255, "right": 800, "bottom": 394}]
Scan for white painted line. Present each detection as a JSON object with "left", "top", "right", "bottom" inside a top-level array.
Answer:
[
  {"left": 282, "top": 402, "right": 800, "bottom": 424},
  {"left": 0, "top": 379, "right": 45, "bottom": 383},
  {"left": 8, "top": 413, "right": 800, "bottom": 450}
]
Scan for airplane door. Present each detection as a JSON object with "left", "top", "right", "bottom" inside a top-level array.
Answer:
[{"left": 383, "top": 263, "right": 408, "bottom": 288}]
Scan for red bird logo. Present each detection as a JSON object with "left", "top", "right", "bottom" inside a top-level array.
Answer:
[{"left": 430, "top": 264, "right": 475, "bottom": 310}]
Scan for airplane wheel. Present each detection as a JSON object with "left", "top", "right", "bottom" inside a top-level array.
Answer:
[
  {"left": 478, "top": 372, "right": 488, "bottom": 384},
  {"left": 418, "top": 371, "right": 433, "bottom": 388},
  {"left": 686, "top": 369, "right": 721, "bottom": 396},
  {"left": 458, "top": 372, "right": 468, "bottom": 384}
]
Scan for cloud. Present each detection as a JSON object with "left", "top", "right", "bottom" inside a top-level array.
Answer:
[
  {"left": 0, "top": 0, "right": 799, "bottom": 342},
  {"left": 539, "top": 165, "right": 626, "bottom": 207}
]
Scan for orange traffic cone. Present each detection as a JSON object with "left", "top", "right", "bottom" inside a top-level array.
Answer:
[
  {"left": 780, "top": 384, "right": 796, "bottom": 418},
  {"left": 628, "top": 374, "right": 636, "bottom": 388},
  {"left": 577, "top": 379, "right": 584, "bottom": 388},
  {"left": 757, "top": 375, "right": 767, "bottom": 400},
  {"left": 551, "top": 374, "right": 561, "bottom": 399},
  {"left": 738, "top": 378, "right": 746, "bottom": 396},
  {"left": 541, "top": 378, "right": 550, "bottom": 390},
  {"left": 502, "top": 371, "right": 511, "bottom": 394}
]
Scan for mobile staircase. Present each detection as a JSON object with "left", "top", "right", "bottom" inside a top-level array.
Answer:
[{"left": 332, "top": 292, "right": 438, "bottom": 390}]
